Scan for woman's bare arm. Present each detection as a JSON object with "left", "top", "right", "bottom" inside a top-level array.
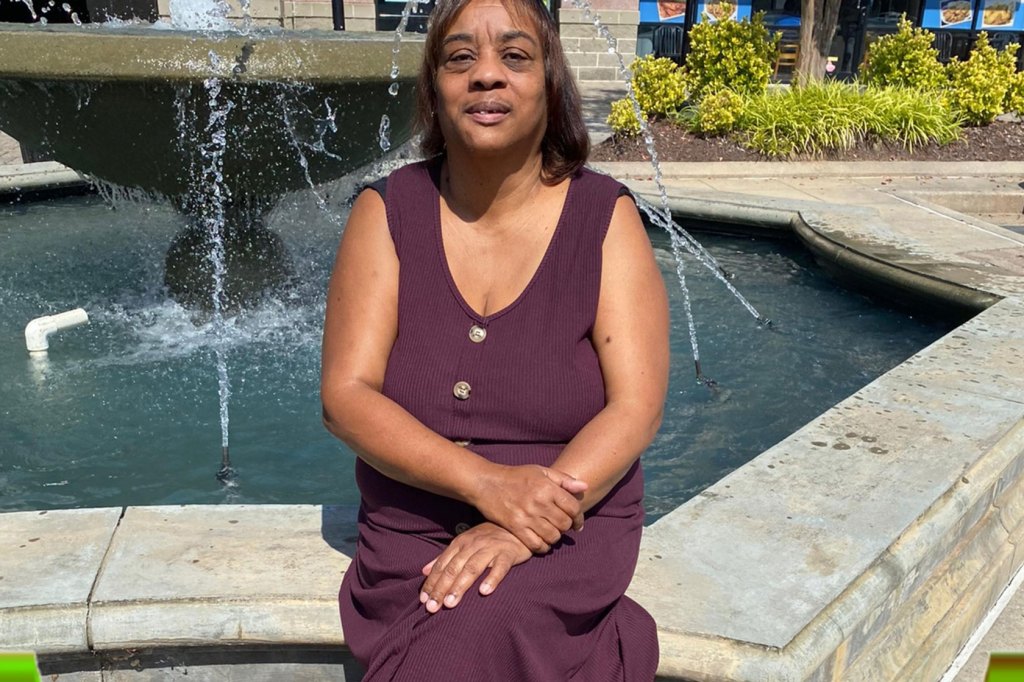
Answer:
[
  {"left": 551, "top": 195, "right": 670, "bottom": 512},
  {"left": 321, "top": 188, "right": 584, "bottom": 552}
]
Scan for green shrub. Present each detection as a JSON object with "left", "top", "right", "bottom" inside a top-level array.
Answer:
[
  {"left": 606, "top": 55, "right": 686, "bottom": 136},
  {"left": 739, "top": 81, "right": 960, "bottom": 157},
  {"left": 946, "top": 33, "right": 1019, "bottom": 125},
  {"left": 681, "top": 9, "right": 778, "bottom": 103},
  {"left": 1006, "top": 70, "right": 1024, "bottom": 116},
  {"left": 607, "top": 97, "right": 643, "bottom": 136},
  {"left": 860, "top": 15, "right": 946, "bottom": 91},
  {"left": 693, "top": 89, "right": 745, "bottom": 135}
]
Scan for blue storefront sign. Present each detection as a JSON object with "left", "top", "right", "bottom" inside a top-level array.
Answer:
[
  {"left": 638, "top": 0, "right": 688, "bottom": 23},
  {"left": 639, "top": 0, "right": 751, "bottom": 24},
  {"left": 920, "top": 0, "right": 1024, "bottom": 31}
]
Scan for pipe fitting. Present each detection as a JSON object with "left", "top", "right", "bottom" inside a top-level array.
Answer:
[{"left": 25, "top": 308, "right": 89, "bottom": 354}]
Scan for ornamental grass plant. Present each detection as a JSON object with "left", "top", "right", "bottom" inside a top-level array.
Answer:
[{"left": 740, "top": 82, "right": 960, "bottom": 157}]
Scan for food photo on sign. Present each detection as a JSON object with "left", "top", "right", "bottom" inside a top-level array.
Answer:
[
  {"left": 940, "top": 0, "right": 973, "bottom": 25},
  {"left": 702, "top": 0, "right": 738, "bottom": 21},
  {"left": 980, "top": 0, "right": 1015, "bottom": 26}
]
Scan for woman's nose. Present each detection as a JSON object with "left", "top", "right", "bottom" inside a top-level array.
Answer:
[{"left": 469, "top": 50, "right": 506, "bottom": 90}]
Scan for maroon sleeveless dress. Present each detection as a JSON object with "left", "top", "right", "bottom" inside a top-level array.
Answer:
[{"left": 338, "top": 159, "right": 659, "bottom": 681}]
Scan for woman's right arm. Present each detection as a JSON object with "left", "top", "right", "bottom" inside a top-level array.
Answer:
[{"left": 320, "top": 189, "right": 583, "bottom": 552}]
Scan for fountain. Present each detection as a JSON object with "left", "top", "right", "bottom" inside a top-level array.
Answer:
[
  {"left": 0, "top": 20, "right": 423, "bottom": 308},
  {"left": 4, "top": 5, "right": 1023, "bottom": 681}
]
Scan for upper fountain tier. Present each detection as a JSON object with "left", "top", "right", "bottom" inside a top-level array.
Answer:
[{"left": 0, "top": 23, "right": 424, "bottom": 203}]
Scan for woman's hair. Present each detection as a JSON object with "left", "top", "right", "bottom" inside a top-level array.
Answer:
[{"left": 414, "top": 0, "right": 590, "bottom": 184}]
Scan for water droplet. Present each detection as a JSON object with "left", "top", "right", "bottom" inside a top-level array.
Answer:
[
  {"left": 388, "top": 82, "right": 400, "bottom": 96},
  {"left": 48, "top": 0, "right": 55, "bottom": 6},
  {"left": 390, "top": 64, "right": 400, "bottom": 79},
  {"left": 607, "top": 46, "right": 616, "bottom": 54},
  {"left": 71, "top": 11, "right": 81, "bottom": 24},
  {"left": 39, "top": 15, "right": 48, "bottom": 24},
  {"left": 378, "top": 114, "right": 392, "bottom": 153},
  {"left": 61, "top": 2, "right": 70, "bottom": 9}
]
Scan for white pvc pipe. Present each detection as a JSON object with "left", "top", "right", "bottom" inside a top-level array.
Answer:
[{"left": 25, "top": 308, "right": 89, "bottom": 354}]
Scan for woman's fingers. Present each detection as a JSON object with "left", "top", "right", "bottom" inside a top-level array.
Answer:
[
  {"left": 421, "top": 546, "right": 472, "bottom": 611},
  {"left": 420, "top": 523, "right": 532, "bottom": 613},
  {"left": 480, "top": 554, "right": 514, "bottom": 595}
]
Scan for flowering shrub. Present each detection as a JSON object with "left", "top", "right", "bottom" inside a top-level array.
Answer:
[
  {"left": 681, "top": 9, "right": 778, "bottom": 103},
  {"left": 1005, "top": 70, "right": 1024, "bottom": 116},
  {"left": 607, "top": 98, "right": 643, "bottom": 136},
  {"left": 693, "top": 89, "right": 745, "bottom": 135},
  {"left": 861, "top": 15, "right": 946, "bottom": 91},
  {"left": 606, "top": 55, "right": 686, "bottom": 135},
  {"left": 946, "top": 32, "right": 1019, "bottom": 125}
]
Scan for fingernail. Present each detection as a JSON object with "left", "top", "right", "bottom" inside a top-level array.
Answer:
[
  {"left": 444, "top": 594, "right": 457, "bottom": 607},
  {"left": 480, "top": 582, "right": 492, "bottom": 595},
  {"left": 419, "top": 591, "right": 428, "bottom": 604},
  {"left": 426, "top": 599, "right": 439, "bottom": 613}
]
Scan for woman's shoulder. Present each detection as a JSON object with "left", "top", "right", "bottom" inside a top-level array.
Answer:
[
  {"left": 572, "top": 166, "right": 635, "bottom": 207},
  {"left": 362, "top": 158, "right": 440, "bottom": 202}
]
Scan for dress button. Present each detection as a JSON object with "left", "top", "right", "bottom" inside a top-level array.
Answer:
[
  {"left": 468, "top": 325, "right": 487, "bottom": 343},
  {"left": 453, "top": 381, "right": 471, "bottom": 400},
  {"left": 454, "top": 522, "right": 471, "bottom": 535}
]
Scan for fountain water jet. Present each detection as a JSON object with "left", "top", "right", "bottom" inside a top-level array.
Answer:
[{"left": 0, "top": 22, "right": 423, "bottom": 308}]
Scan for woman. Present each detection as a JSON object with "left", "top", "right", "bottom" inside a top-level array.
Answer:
[{"left": 321, "top": 0, "right": 669, "bottom": 677}]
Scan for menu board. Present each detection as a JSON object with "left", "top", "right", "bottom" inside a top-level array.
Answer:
[
  {"left": 695, "top": 0, "right": 751, "bottom": 23},
  {"left": 976, "top": 0, "right": 1020, "bottom": 28},
  {"left": 920, "top": 0, "right": 1024, "bottom": 30},
  {"left": 639, "top": 0, "right": 688, "bottom": 23}
]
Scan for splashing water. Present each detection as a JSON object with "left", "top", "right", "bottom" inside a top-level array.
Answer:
[
  {"left": 169, "top": 0, "right": 233, "bottom": 31},
  {"left": 378, "top": 114, "right": 392, "bottom": 153},
  {"left": 378, "top": 0, "right": 421, "bottom": 150},
  {"left": 195, "top": 66, "right": 236, "bottom": 483},
  {"left": 569, "top": 0, "right": 769, "bottom": 384}
]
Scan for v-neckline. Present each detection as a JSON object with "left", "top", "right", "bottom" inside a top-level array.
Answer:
[{"left": 430, "top": 162, "right": 575, "bottom": 324}]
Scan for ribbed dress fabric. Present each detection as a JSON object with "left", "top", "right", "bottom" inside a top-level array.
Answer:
[{"left": 338, "top": 159, "right": 659, "bottom": 681}]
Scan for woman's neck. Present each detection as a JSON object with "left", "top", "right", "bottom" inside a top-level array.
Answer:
[{"left": 441, "top": 148, "right": 547, "bottom": 224}]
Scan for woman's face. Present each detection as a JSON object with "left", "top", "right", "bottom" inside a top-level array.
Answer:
[{"left": 434, "top": 0, "right": 548, "bottom": 160}]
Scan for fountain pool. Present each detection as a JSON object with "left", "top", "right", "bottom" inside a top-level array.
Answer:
[{"left": 0, "top": 181, "right": 955, "bottom": 524}]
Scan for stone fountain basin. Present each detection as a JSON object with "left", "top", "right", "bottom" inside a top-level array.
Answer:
[
  {"left": 3, "top": 161, "right": 1024, "bottom": 680},
  {"left": 0, "top": 24, "right": 424, "bottom": 199}
]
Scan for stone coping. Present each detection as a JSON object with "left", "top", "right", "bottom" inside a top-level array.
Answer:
[
  {"left": 2, "top": 162, "right": 1024, "bottom": 680},
  {"left": 0, "top": 24, "right": 424, "bottom": 83}
]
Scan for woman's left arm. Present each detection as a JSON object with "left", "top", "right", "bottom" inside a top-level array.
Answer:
[{"left": 552, "top": 194, "right": 670, "bottom": 512}]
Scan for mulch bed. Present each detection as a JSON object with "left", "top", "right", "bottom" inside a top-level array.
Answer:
[{"left": 589, "top": 118, "right": 1024, "bottom": 163}]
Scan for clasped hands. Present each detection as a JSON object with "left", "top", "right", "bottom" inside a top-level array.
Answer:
[{"left": 420, "top": 464, "right": 586, "bottom": 614}]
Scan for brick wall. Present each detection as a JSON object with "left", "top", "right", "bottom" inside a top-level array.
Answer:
[{"left": 558, "top": 0, "right": 638, "bottom": 82}]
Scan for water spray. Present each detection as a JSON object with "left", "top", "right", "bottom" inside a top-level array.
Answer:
[{"left": 570, "top": 0, "right": 773, "bottom": 383}]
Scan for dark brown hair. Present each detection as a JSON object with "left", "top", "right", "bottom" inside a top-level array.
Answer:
[{"left": 414, "top": 0, "right": 590, "bottom": 184}]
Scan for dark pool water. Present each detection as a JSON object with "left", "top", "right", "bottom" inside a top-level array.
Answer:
[{"left": 0, "top": 188, "right": 954, "bottom": 524}]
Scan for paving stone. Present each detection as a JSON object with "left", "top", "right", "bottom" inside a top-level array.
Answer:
[
  {"left": 0, "top": 508, "right": 122, "bottom": 653},
  {"left": 89, "top": 505, "right": 353, "bottom": 650}
]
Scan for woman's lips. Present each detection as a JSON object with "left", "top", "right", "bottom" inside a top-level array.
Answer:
[{"left": 467, "top": 101, "right": 511, "bottom": 125}]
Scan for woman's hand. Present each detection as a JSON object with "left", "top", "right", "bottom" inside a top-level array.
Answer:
[
  {"left": 471, "top": 464, "right": 587, "bottom": 553},
  {"left": 420, "top": 522, "right": 532, "bottom": 614}
]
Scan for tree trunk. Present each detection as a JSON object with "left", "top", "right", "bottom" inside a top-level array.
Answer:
[{"left": 796, "top": 0, "right": 843, "bottom": 85}]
